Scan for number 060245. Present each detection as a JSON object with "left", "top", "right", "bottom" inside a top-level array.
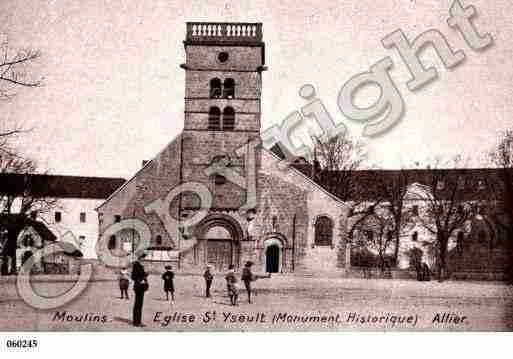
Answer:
[{"left": 6, "top": 339, "right": 38, "bottom": 349}]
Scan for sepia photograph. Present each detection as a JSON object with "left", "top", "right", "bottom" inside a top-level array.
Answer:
[{"left": 0, "top": 2, "right": 512, "bottom": 351}]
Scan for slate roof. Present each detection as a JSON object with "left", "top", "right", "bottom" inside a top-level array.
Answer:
[{"left": 0, "top": 173, "right": 125, "bottom": 199}]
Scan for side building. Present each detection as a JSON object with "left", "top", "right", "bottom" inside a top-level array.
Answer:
[{"left": 0, "top": 173, "right": 125, "bottom": 274}]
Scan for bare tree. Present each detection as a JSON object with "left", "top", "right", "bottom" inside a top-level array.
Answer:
[
  {"left": 375, "top": 169, "right": 417, "bottom": 266},
  {"left": 0, "top": 35, "right": 42, "bottom": 153},
  {"left": 0, "top": 151, "right": 58, "bottom": 274},
  {"left": 412, "top": 157, "right": 482, "bottom": 282},
  {"left": 352, "top": 206, "right": 395, "bottom": 273},
  {"left": 312, "top": 133, "right": 365, "bottom": 201},
  {"left": 312, "top": 132, "right": 386, "bottom": 234}
]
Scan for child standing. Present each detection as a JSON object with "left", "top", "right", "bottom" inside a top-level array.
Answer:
[
  {"left": 162, "top": 265, "right": 175, "bottom": 301},
  {"left": 225, "top": 264, "right": 238, "bottom": 306},
  {"left": 203, "top": 265, "right": 214, "bottom": 298},
  {"left": 119, "top": 268, "right": 130, "bottom": 299}
]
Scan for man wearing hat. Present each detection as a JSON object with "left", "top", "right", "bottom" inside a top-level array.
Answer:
[
  {"left": 131, "top": 260, "right": 148, "bottom": 327},
  {"left": 241, "top": 261, "right": 271, "bottom": 304},
  {"left": 203, "top": 265, "right": 214, "bottom": 298},
  {"left": 162, "top": 265, "right": 175, "bottom": 301}
]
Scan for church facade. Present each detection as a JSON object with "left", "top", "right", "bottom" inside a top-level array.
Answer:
[{"left": 97, "top": 23, "right": 350, "bottom": 274}]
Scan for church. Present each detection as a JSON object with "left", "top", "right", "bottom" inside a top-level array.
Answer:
[{"left": 97, "top": 23, "right": 350, "bottom": 275}]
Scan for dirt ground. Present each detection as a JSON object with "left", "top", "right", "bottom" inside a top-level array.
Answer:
[{"left": 1, "top": 273, "right": 512, "bottom": 331}]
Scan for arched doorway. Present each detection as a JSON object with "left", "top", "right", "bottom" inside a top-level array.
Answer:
[
  {"left": 263, "top": 236, "right": 285, "bottom": 273},
  {"left": 204, "top": 225, "right": 237, "bottom": 271},
  {"left": 266, "top": 245, "right": 280, "bottom": 273}
]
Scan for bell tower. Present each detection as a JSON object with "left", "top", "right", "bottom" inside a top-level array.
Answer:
[{"left": 180, "top": 23, "right": 265, "bottom": 212}]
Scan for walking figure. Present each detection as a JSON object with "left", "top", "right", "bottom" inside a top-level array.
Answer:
[
  {"left": 225, "top": 264, "right": 238, "bottom": 306},
  {"left": 162, "top": 265, "right": 175, "bottom": 301},
  {"left": 241, "top": 261, "right": 271, "bottom": 304},
  {"left": 203, "top": 265, "right": 214, "bottom": 298},
  {"left": 131, "top": 260, "right": 149, "bottom": 327},
  {"left": 119, "top": 267, "right": 130, "bottom": 299}
]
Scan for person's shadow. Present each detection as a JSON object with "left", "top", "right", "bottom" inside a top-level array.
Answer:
[
  {"left": 212, "top": 300, "right": 234, "bottom": 306},
  {"left": 113, "top": 316, "right": 147, "bottom": 327}
]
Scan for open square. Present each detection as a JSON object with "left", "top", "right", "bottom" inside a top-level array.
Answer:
[{"left": 1, "top": 274, "right": 512, "bottom": 331}]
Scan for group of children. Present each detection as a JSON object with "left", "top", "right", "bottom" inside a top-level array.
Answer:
[{"left": 118, "top": 261, "right": 270, "bottom": 306}]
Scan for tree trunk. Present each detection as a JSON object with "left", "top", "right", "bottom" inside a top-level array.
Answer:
[
  {"left": 438, "top": 235, "right": 448, "bottom": 282},
  {"left": 6, "top": 228, "right": 19, "bottom": 275},
  {"left": 393, "top": 232, "right": 400, "bottom": 267}
]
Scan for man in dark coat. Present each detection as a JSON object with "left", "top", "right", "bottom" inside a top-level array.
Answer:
[
  {"left": 241, "top": 261, "right": 270, "bottom": 304},
  {"left": 131, "top": 260, "right": 148, "bottom": 327},
  {"left": 162, "top": 265, "right": 175, "bottom": 301},
  {"left": 203, "top": 265, "right": 214, "bottom": 298}
]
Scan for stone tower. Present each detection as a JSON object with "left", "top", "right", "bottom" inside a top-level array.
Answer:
[{"left": 179, "top": 23, "right": 266, "bottom": 269}]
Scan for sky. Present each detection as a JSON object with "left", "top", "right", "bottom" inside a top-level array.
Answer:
[{"left": 1, "top": 0, "right": 512, "bottom": 179}]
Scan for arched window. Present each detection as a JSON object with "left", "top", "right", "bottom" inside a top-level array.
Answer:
[
  {"left": 210, "top": 78, "right": 222, "bottom": 98},
  {"left": 223, "top": 78, "right": 235, "bottom": 99},
  {"left": 156, "top": 235, "right": 162, "bottom": 246},
  {"left": 108, "top": 235, "right": 117, "bottom": 250},
  {"left": 208, "top": 107, "right": 221, "bottom": 130},
  {"left": 314, "top": 216, "right": 333, "bottom": 246},
  {"left": 222, "top": 106, "right": 235, "bottom": 130}
]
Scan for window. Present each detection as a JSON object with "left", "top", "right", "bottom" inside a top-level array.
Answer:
[
  {"left": 214, "top": 174, "right": 226, "bottom": 185},
  {"left": 80, "top": 212, "right": 86, "bottom": 223},
  {"left": 108, "top": 235, "right": 117, "bottom": 250},
  {"left": 477, "top": 179, "right": 486, "bottom": 190},
  {"left": 78, "top": 236, "right": 85, "bottom": 248},
  {"left": 223, "top": 78, "right": 235, "bottom": 98},
  {"left": 210, "top": 78, "right": 222, "bottom": 98},
  {"left": 218, "top": 52, "right": 229, "bottom": 63},
  {"left": 411, "top": 231, "right": 418, "bottom": 242},
  {"left": 23, "top": 235, "right": 30, "bottom": 247},
  {"left": 222, "top": 106, "right": 235, "bottom": 130},
  {"left": 365, "top": 230, "right": 374, "bottom": 241},
  {"left": 272, "top": 216, "right": 278, "bottom": 231},
  {"left": 412, "top": 205, "right": 419, "bottom": 216},
  {"left": 208, "top": 106, "right": 221, "bottom": 130},
  {"left": 436, "top": 180, "right": 445, "bottom": 190},
  {"left": 156, "top": 235, "right": 162, "bottom": 246},
  {"left": 55, "top": 212, "right": 62, "bottom": 223},
  {"left": 387, "top": 230, "right": 393, "bottom": 242},
  {"left": 114, "top": 215, "right": 121, "bottom": 223},
  {"left": 314, "top": 216, "right": 333, "bottom": 246}
]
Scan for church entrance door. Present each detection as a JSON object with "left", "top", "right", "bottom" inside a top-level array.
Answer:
[
  {"left": 266, "top": 245, "right": 280, "bottom": 273},
  {"left": 203, "top": 224, "right": 239, "bottom": 271}
]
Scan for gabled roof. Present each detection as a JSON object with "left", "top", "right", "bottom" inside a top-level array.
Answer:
[
  {"left": 0, "top": 173, "right": 125, "bottom": 199},
  {"left": 29, "top": 220, "right": 57, "bottom": 242},
  {"left": 96, "top": 133, "right": 182, "bottom": 210}
]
